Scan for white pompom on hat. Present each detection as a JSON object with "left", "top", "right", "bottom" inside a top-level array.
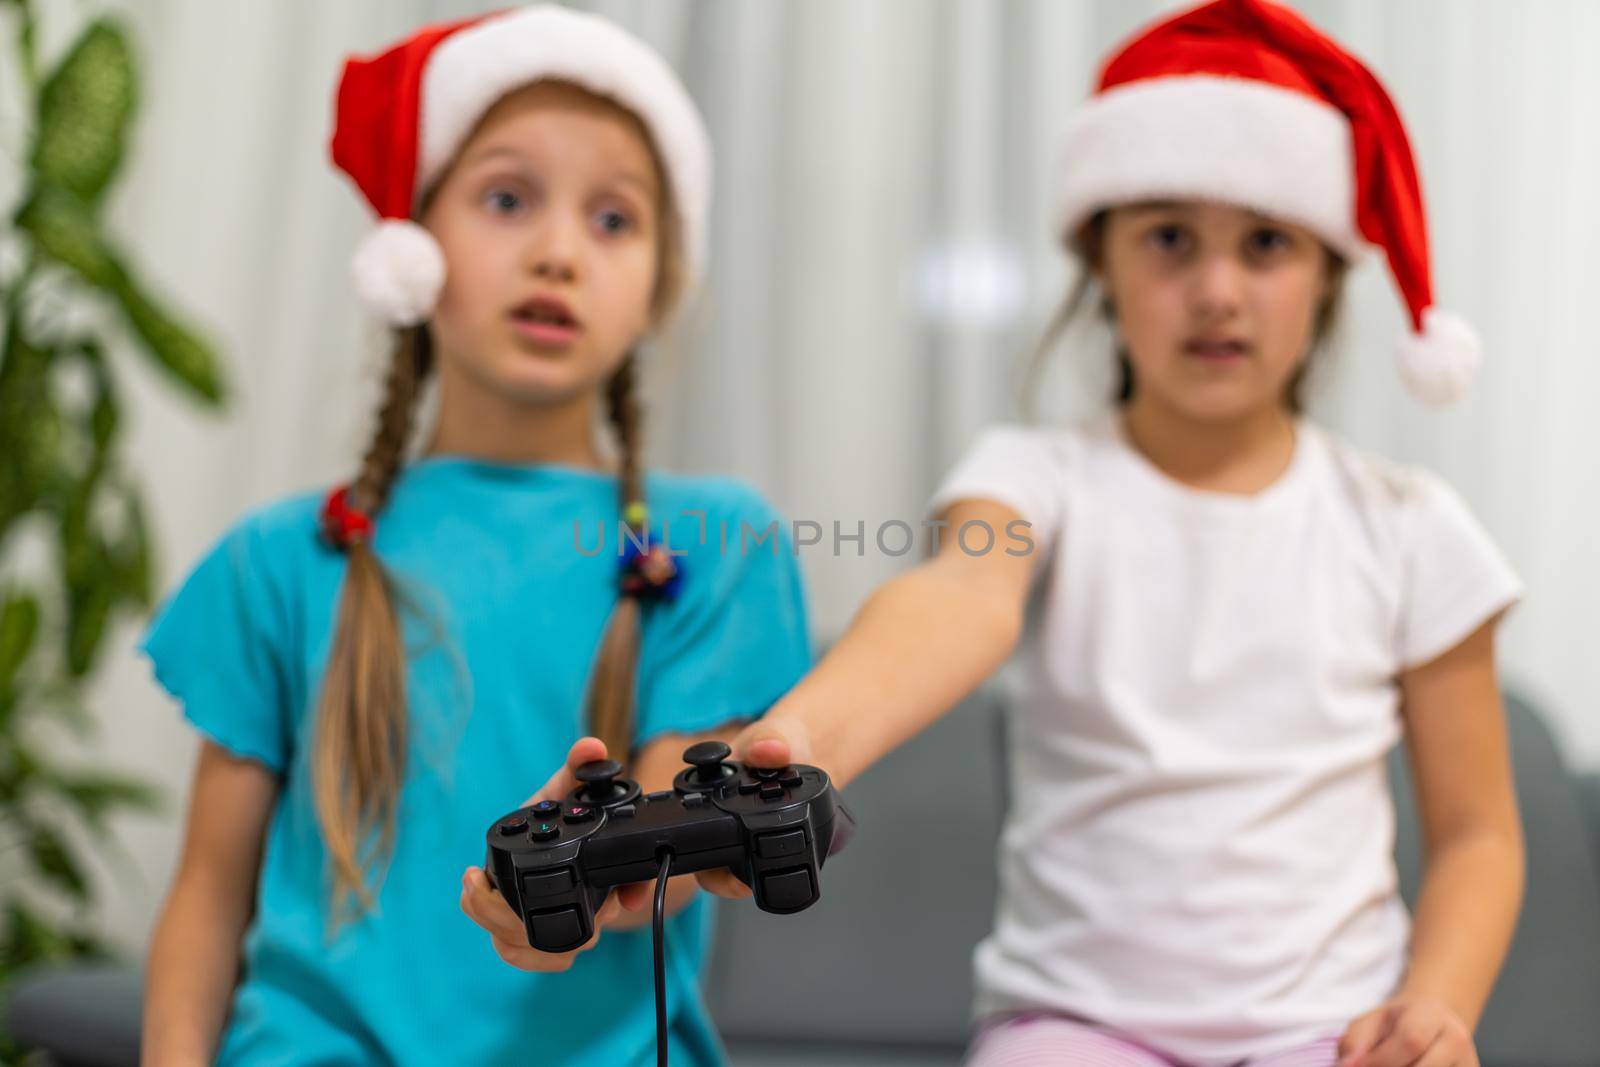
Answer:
[
  {"left": 1057, "top": 0, "right": 1479, "bottom": 406},
  {"left": 329, "top": 5, "right": 712, "bottom": 328},
  {"left": 347, "top": 220, "right": 446, "bottom": 327}
]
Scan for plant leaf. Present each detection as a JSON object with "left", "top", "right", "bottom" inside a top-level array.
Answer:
[
  {"left": 0, "top": 319, "right": 60, "bottom": 520},
  {"left": 115, "top": 488, "right": 153, "bottom": 607},
  {"left": 13, "top": 192, "right": 224, "bottom": 404},
  {"left": 28, "top": 824, "right": 89, "bottom": 903},
  {"left": 108, "top": 271, "right": 225, "bottom": 403},
  {"left": 81, "top": 342, "right": 118, "bottom": 456},
  {"left": 64, "top": 575, "right": 113, "bottom": 679},
  {"left": 14, "top": 185, "right": 120, "bottom": 288},
  {"left": 46, "top": 770, "right": 162, "bottom": 825},
  {"left": 0, "top": 594, "right": 40, "bottom": 690},
  {"left": 31, "top": 19, "right": 136, "bottom": 208}
]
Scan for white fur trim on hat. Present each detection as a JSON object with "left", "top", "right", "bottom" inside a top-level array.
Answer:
[
  {"left": 1057, "top": 75, "right": 1366, "bottom": 259},
  {"left": 418, "top": 5, "right": 713, "bottom": 285},
  {"left": 351, "top": 219, "right": 446, "bottom": 327},
  {"left": 1398, "top": 307, "right": 1481, "bottom": 407}
]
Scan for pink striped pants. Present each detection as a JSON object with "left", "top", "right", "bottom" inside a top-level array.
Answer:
[{"left": 967, "top": 1013, "right": 1342, "bottom": 1067}]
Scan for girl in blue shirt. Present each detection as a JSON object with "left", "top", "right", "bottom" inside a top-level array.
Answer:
[{"left": 139, "top": 8, "right": 809, "bottom": 1066}]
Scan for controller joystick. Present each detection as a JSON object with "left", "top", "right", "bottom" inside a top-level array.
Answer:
[
  {"left": 683, "top": 740, "right": 735, "bottom": 786},
  {"left": 574, "top": 759, "right": 632, "bottom": 805}
]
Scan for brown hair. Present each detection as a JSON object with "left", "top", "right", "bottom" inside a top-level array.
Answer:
[
  {"left": 313, "top": 81, "right": 685, "bottom": 919},
  {"left": 1026, "top": 210, "right": 1348, "bottom": 416}
]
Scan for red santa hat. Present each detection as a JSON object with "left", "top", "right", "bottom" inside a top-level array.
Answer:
[
  {"left": 329, "top": 5, "right": 712, "bottom": 328},
  {"left": 1057, "top": 0, "right": 1479, "bottom": 406}
]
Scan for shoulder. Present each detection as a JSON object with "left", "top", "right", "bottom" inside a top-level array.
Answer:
[
  {"left": 937, "top": 421, "right": 1098, "bottom": 496},
  {"left": 236, "top": 489, "right": 325, "bottom": 543},
  {"left": 1305, "top": 424, "right": 1492, "bottom": 570},
  {"left": 178, "top": 488, "right": 337, "bottom": 607},
  {"left": 1310, "top": 424, "right": 1456, "bottom": 517},
  {"left": 145, "top": 488, "right": 333, "bottom": 670},
  {"left": 213, "top": 489, "right": 327, "bottom": 565},
  {"left": 934, "top": 419, "right": 1102, "bottom": 506}
]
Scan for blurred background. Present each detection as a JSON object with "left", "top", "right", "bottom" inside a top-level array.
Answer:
[{"left": 0, "top": 0, "right": 1597, "bottom": 1059}]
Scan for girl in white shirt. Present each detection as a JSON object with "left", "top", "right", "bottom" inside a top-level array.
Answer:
[{"left": 542, "top": 2, "right": 1524, "bottom": 1065}]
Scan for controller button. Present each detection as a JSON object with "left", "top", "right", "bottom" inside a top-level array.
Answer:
[
  {"left": 759, "top": 782, "right": 785, "bottom": 800},
  {"left": 528, "top": 907, "right": 585, "bottom": 951},
  {"left": 738, "top": 781, "right": 763, "bottom": 795},
  {"left": 612, "top": 804, "right": 637, "bottom": 819},
  {"left": 531, "top": 800, "right": 560, "bottom": 819},
  {"left": 645, "top": 789, "right": 672, "bottom": 802},
  {"left": 682, "top": 792, "right": 707, "bottom": 809},
  {"left": 563, "top": 805, "right": 595, "bottom": 824},
  {"left": 752, "top": 766, "right": 786, "bottom": 781},
  {"left": 499, "top": 817, "right": 529, "bottom": 836},
  {"left": 780, "top": 772, "right": 805, "bottom": 788},
  {"left": 760, "top": 867, "right": 816, "bottom": 910},
  {"left": 530, "top": 821, "right": 561, "bottom": 842},
  {"left": 521, "top": 867, "right": 574, "bottom": 897},
  {"left": 755, "top": 829, "right": 808, "bottom": 859}
]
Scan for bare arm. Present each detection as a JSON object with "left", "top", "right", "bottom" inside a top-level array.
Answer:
[
  {"left": 736, "top": 498, "right": 1036, "bottom": 788},
  {"left": 1340, "top": 615, "right": 1525, "bottom": 1066},
  {"left": 142, "top": 741, "right": 279, "bottom": 1067},
  {"left": 1393, "top": 616, "right": 1524, "bottom": 1024}
]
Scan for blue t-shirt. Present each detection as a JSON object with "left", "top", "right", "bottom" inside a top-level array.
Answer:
[{"left": 140, "top": 457, "right": 812, "bottom": 1066}]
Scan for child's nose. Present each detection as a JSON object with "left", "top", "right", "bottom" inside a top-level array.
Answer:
[
  {"left": 1189, "top": 253, "right": 1246, "bottom": 318},
  {"left": 526, "top": 213, "right": 581, "bottom": 283}
]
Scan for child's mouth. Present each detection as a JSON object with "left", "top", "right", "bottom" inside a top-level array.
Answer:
[
  {"left": 510, "top": 296, "right": 583, "bottom": 349},
  {"left": 1184, "top": 338, "right": 1250, "bottom": 361}
]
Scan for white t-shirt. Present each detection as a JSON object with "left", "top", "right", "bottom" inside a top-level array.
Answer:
[{"left": 928, "top": 412, "right": 1522, "bottom": 1066}]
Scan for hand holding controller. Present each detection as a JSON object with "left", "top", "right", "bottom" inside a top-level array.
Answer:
[{"left": 484, "top": 740, "right": 855, "bottom": 953}]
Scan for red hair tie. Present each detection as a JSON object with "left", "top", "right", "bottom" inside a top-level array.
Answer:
[{"left": 319, "top": 485, "right": 374, "bottom": 550}]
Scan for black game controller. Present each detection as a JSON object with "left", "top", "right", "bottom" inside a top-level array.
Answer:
[{"left": 485, "top": 741, "right": 855, "bottom": 953}]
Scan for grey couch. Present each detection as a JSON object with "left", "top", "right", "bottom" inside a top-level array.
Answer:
[{"left": 10, "top": 689, "right": 1600, "bottom": 1067}]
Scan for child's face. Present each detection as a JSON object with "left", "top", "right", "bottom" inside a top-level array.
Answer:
[
  {"left": 420, "top": 81, "right": 663, "bottom": 411},
  {"left": 1098, "top": 201, "right": 1332, "bottom": 422}
]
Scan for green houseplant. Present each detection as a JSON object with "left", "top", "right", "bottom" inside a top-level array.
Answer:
[{"left": 1, "top": 0, "right": 225, "bottom": 1049}]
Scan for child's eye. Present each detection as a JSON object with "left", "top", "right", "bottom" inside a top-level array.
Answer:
[
  {"left": 1248, "top": 228, "right": 1292, "bottom": 256},
  {"left": 482, "top": 187, "right": 524, "bottom": 215},
  {"left": 594, "top": 207, "right": 634, "bottom": 235},
  {"left": 1146, "top": 223, "right": 1190, "bottom": 254}
]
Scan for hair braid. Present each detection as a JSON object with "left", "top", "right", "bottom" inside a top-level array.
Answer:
[
  {"left": 584, "top": 352, "right": 647, "bottom": 761},
  {"left": 313, "top": 326, "right": 431, "bottom": 921}
]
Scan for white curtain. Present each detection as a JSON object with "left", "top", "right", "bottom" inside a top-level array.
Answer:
[{"left": 7, "top": 0, "right": 1591, "bottom": 951}]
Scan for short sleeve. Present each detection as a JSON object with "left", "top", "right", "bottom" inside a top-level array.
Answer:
[
  {"left": 139, "top": 518, "right": 295, "bottom": 773},
  {"left": 1396, "top": 471, "right": 1523, "bottom": 670},
  {"left": 927, "top": 424, "right": 1066, "bottom": 560},
  {"left": 634, "top": 488, "right": 813, "bottom": 743}
]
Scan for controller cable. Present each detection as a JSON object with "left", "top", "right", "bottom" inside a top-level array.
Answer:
[{"left": 652, "top": 849, "right": 674, "bottom": 1067}]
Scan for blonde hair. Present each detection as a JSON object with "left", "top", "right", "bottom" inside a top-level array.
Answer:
[{"left": 313, "top": 81, "right": 686, "bottom": 919}]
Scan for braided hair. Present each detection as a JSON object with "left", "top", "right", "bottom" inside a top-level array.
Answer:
[
  {"left": 312, "top": 81, "right": 690, "bottom": 921},
  {"left": 583, "top": 352, "right": 647, "bottom": 758},
  {"left": 312, "top": 326, "right": 430, "bottom": 919}
]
